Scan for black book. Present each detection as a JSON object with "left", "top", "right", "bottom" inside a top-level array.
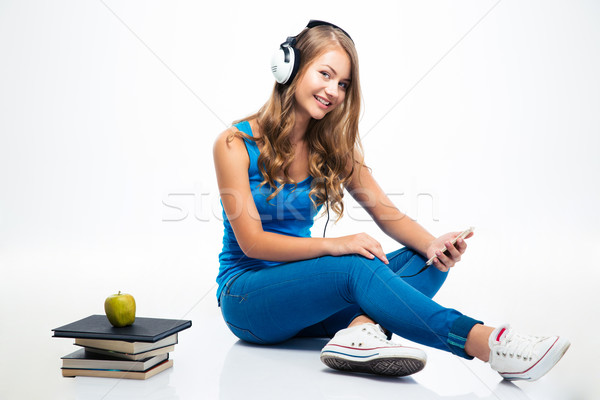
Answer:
[
  {"left": 61, "top": 348, "right": 169, "bottom": 371},
  {"left": 61, "top": 360, "right": 173, "bottom": 380},
  {"left": 77, "top": 344, "right": 176, "bottom": 361},
  {"left": 52, "top": 315, "right": 192, "bottom": 343}
]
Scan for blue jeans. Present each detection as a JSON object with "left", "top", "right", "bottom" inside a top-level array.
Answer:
[{"left": 219, "top": 247, "right": 483, "bottom": 359}]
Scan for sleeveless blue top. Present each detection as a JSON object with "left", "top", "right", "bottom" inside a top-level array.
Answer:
[{"left": 216, "top": 121, "right": 323, "bottom": 300}]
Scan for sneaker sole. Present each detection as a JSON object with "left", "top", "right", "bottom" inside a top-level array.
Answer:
[
  {"left": 320, "top": 354, "right": 426, "bottom": 377},
  {"left": 500, "top": 337, "right": 571, "bottom": 381}
]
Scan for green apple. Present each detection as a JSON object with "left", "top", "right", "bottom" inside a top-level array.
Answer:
[{"left": 104, "top": 291, "right": 136, "bottom": 327}]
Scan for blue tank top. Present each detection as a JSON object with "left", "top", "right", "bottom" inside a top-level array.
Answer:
[{"left": 216, "top": 121, "right": 323, "bottom": 300}]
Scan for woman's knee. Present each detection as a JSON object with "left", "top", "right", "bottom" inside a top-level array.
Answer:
[
  {"left": 395, "top": 247, "right": 427, "bottom": 263},
  {"left": 386, "top": 247, "right": 425, "bottom": 269},
  {"left": 321, "top": 254, "right": 391, "bottom": 277},
  {"left": 315, "top": 254, "right": 380, "bottom": 272}
]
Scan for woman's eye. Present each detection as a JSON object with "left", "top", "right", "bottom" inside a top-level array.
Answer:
[
  {"left": 321, "top": 71, "right": 330, "bottom": 79},
  {"left": 339, "top": 82, "right": 348, "bottom": 89}
]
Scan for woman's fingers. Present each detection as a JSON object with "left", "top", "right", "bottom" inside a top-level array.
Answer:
[
  {"left": 435, "top": 249, "right": 452, "bottom": 268},
  {"left": 444, "top": 241, "right": 462, "bottom": 261},
  {"left": 455, "top": 237, "right": 468, "bottom": 253},
  {"left": 433, "top": 257, "right": 448, "bottom": 272},
  {"left": 366, "top": 243, "right": 389, "bottom": 264},
  {"left": 435, "top": 243, "right": 458, "bottom": 269},
  {"left": 429, "top": 231, "right": 473, "bottom": 271},
  {"left": 377, "top": 250, "right": 389, "bottom": 264},
  {"left": 372, "top": 239, "right": 389, "bottom": 264},
  {"left": 367, "top": 252, "right": 389, "bottom": 264},
  {"left": 360, "top": 249, "right": 376, "bottom": 260},
  {"left": 335, "top": 233, "right": 388, "bottom": 264},
  {"left": 357, "top": 233, "right": 389, "bottom": 264}
]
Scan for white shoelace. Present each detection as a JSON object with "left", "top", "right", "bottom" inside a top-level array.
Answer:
[
  {"left": 362, "top": 324, "right": 394, "bottom": 345},
  {"left": 497, "top": 330, "right": 546, "bottom": 361}
]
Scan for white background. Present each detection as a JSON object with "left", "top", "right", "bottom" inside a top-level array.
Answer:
[{"left": 1, "top": 1, "right": 599, "bottom": 399}]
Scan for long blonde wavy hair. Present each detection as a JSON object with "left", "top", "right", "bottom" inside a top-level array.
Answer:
[{"left": 228, "top": 24, "right": 367, "bottom": 222}]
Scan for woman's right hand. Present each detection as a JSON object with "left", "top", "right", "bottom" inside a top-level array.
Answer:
[{"left": 327, "top": 233, "right": 389, "bottom": 264}]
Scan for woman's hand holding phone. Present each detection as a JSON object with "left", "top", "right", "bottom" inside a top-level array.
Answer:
[{"left": 426, "top": 227, "right": 474, "bottom": 272}]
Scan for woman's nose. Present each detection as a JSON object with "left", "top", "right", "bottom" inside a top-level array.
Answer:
[{"left": 325, "top": 82, "right": 338, "bottom": 98}]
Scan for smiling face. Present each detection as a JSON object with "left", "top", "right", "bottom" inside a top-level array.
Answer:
[{"left": 293, "top": 47, "right": 352, "bottom": 122}]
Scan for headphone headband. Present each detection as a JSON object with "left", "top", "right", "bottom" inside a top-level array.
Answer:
[{"left": 305, "top": 19, "right": 353, "bottom": 43}]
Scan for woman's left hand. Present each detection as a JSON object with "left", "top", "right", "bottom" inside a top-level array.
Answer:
[{"left": 426, "top": 231, "right": 473, "bottom": 272}]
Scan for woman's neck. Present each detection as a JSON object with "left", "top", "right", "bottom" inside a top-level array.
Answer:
[{"left": 291, "top": 112, "right": 311, "bottom": 145}]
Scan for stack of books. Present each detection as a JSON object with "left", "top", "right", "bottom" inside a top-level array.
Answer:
[{"left": 52, "top": 314, "right": 192, "bottom": 380}]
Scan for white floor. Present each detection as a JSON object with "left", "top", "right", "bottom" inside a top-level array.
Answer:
[
  {"left": 1, "top": 303, "right": 595, "bottom": 400},
  {"left": 1, "top": 234, "right": 598, "bottom": 400}
]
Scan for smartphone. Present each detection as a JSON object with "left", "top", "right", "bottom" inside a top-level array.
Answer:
[{"left": 426, "top": 226, "right": 475, "bottom": 266}]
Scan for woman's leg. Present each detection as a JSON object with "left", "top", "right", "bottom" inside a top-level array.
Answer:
[
  {"left": 220, "top": 249, "right": 481, "bottom": 359},
  {"left": 296, "top": 247, "right": 451, "bottom": 338},
  {"left": 386, "top": 247, "right": 449, "bottom": 298}
]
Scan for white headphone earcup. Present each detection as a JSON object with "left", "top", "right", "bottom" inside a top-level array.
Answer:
[
  {"left": 270, "top": 48, "right": 286, "bottom": 83},
  {"left": 270, "top": 47, "right": 296, "bottom": 84}
]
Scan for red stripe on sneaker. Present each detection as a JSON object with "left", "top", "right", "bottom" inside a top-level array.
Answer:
[
  {"left": 496, "top": 328, "right": 506, "bottom": 342},
  {"left": 327, "top": 344, "right": 419, "bottom": 351},
  {"left": 520, "top": 336, "right": 560, "bottom": 374},
  {"left": 500, "top": 336, "right": 560, "bottom": 375}
]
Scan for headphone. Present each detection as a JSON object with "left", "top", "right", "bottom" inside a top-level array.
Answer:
[{"left": 270, "top": 20, "right": 353, "bottom": 85}]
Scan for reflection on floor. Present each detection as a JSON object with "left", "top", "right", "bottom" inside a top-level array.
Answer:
[
  {"left": 220, "top": 337, "right": 528, "bottom": 400},
  {"left": 42, "top": 299, "right": 579, "bottom": 400}
]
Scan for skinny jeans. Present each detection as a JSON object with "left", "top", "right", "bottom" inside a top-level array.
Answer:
[{"left": 219, "top": 247, "right": 482, "bottom": 359}]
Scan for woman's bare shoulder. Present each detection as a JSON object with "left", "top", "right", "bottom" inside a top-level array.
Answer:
[
  {"left": 215, "top": 118, "right": 261, "bottom": 142},
  {"left": 212, "top": 125, "right": 250, "bottom": 170},
  {"left": 214, "top": 125, "right": 243, "bottom": 149}
]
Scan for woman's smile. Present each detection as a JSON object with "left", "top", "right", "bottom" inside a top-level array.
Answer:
[{"left": 314, "top": 95, "right": 332, "bottom": 108}]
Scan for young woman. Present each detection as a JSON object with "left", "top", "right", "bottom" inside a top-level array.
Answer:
[{"left": 212, "top": 20, "right": 569, "bottom": 380}]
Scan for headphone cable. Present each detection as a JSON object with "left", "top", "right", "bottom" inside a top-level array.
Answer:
[{"left": 323, "top": 184, "right": 330, "bottom": 238}]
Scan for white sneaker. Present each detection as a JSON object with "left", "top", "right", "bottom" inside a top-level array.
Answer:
[
  {"left": 320, "top": 323, "right": 427, "bottom": 376},
  {"left": 488, "top": 324, "right": 570, "bottom": 381}
]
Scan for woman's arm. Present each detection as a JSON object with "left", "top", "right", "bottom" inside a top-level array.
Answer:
[
  {"left": 343, "top": 148, "right": 435, "bottom": 256},
  {"left": 344, "top": 148, "right": 470, "bottom": 270},
  {"left": 213, "top": 128, "right": 325, "bottom": 261},
  {"left": 213, "top": 128, "right": 389, "bottom": 264}
]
